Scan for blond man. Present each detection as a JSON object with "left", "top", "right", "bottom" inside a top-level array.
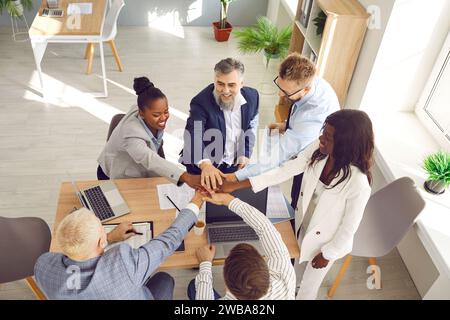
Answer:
[{"left": 35, "top": 192, "right": 203, "bottom": 299}]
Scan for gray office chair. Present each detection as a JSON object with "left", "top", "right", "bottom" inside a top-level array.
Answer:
[
  {"left": 0, "top": 216, "right": 51, "bottom": 300},
  {"left": 328, "top": 177, "right": 426, "bottom": 298},
  {"left": 107, "top": 113, "right": 125, "bottom": 141}
]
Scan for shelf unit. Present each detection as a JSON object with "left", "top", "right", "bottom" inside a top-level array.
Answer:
[{"left": 275, "top": 0, "right": 369, "bottom": 122}]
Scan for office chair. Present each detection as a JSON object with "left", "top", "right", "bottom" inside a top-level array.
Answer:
[
  {"left": 107, "top": 113, "right": 125, "bottom": 141},
  {"left": 327, "top": 177, "right": 426, "bottom": 298},
  {"left": 0, "top": 216, "right": 51, "bottom": 300},
  {"left": 85, "top": 0, "right": 125, "bottom": 74}
]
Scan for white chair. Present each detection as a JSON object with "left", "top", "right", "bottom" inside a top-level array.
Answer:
[
  {"left": 327, "top": 177, "right": 426, "bottom": 298},
  {"left": 85, "top": 0, "right": 125, "bottom": 75}
]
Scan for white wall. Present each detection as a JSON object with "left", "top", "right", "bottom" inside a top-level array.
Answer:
[
  {"left": 267, "top": 0, "right": 281, "bottom": 23},
  {"left": 347, "top": 0, "right": 450, "bottom": 113},
  {"left": 267, "top": 0, "right": 296, "bottom": 29},
  {"left": 345, "top": 0, "right": 396, "bottom": 110},
  {"left": 0, "top": 0, "right": 269, "bottom": 27}
]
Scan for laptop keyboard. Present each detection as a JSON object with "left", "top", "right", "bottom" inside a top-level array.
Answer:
[
  {"left": 209, "top": 225, "right": 259, "bottom": 243},
  {"left": 84, "top": 186, "right": 115, "bottom": 221}
]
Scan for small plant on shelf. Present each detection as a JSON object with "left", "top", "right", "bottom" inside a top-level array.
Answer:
[
  {"left": 423, "top": 151, "right": 450, "bottom": 195},
  {"left": 312, "top": 10, "right": 327, "bottom": 36}
]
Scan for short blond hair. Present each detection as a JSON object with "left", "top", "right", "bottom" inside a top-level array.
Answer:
[
  {"left": 56, "top": 208, "right": 102, "bottom": 259},
  {"left": 279, "top": 53, "right": 316, "bottom": 88}
]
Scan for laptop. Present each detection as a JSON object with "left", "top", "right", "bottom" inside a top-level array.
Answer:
[
  {"left": 70, "top": 178, "right": 130, "bottom": 223},
  {"left": 206, "top": 188, "right": 268, "bottom": 259}
]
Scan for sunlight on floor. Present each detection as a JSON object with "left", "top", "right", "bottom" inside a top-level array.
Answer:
[
  {"left": 147, "top": 10, "right": 185, "bottom": 39},
  {"left": 24, "top": 71, "right": 124, "bottom": 123},
  {"left": 147, "top": 0, "right": 203, "bottom": 38},
  {"left": 94, "top": 75, "right": 189, "bottom": 121}
]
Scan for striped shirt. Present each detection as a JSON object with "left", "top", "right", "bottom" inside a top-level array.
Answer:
[{"left": 195, "top": 198, "right": 296, "bottom": 300}]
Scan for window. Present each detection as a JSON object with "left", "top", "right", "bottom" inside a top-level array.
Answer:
[{"left": 416, "top": 30, "right": 450, "bottom": 149}]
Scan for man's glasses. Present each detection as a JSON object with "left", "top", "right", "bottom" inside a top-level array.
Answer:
[{"left": 273, "top": 76, "right": 305, "bottom": 101}]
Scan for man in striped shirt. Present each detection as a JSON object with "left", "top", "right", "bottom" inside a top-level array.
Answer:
[{"left": 188, "top": 192, "right": 296, "bottom": 300}]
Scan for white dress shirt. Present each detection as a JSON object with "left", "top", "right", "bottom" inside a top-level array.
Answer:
[
  {"left": 222, "top": 93, "right": 247, "bottom": 165},
  {"left": 198, "top": 93, "right": 249, "bottom": 167},
  {"left": 195, "top": 198, "right": 296, "bottom": 300}
]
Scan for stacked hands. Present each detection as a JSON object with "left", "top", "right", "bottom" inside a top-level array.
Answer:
[
  {"left": 108, "top": 188, "right": 329, "bottom": 269},
  {"left": 187, "top": 162, "right": 330, "bottom": 269},
  {"left": 179, "top": 165, "right": 241, "bottom": 194}
]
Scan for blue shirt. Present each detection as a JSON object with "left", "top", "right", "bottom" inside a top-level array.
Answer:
[
  {"left": 235, "top": 77, "right": 340, "bottom": 181},
  {"left": 138, "top": 116, "right": 164, "bottom": 151},
  {"left": 34, "top": 208, "right": 197, "bottom": 300}
]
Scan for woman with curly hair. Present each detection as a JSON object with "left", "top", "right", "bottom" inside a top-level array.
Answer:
[{"left": 223, "top": 109, "right": 375, "bottom": 299}]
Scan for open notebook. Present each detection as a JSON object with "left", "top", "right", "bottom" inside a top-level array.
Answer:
[
  {"left": 103, "top": 222, "right": 153, "bottom": 251},
  {"left": 103, "top": 221, "right": 185, "bottom": 252}
]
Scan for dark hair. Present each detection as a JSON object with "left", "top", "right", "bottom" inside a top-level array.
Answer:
[
  {"left": 133, "top": 77, "right": 166, "bottom": 111},
  {"left": 310, "top": 109, "right": 374, "bottom": 188},
  {"left": 223, "top": 243, "right": 270, "bottom": 300}
]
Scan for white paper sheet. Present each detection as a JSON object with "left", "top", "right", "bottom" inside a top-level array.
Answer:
[
  {"left": 103, "top": 222, "right": 152, "bottom": 250},
  {"left": 157, "top": 183, "right": 195, "bottom": 211},
  {"left": 266, "top": 186, "right": 290, "bottom": 219},
  {"left": 67, "top": 3, "right": 93, "bottom": 15}
]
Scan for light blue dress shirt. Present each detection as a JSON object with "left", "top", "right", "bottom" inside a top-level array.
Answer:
[
  {"left": 138, "top": 116, "right": 164, "bottom": 151},
  {"left": 235, "top": 77, "right": 340, "bottom": 181}
]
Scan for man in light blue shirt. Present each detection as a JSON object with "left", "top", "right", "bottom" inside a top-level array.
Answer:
[
  {"left": 34, "top": 193, "right": 204, "bottom": 300},
  {"left": 233, "top": 53, "right": 339, "bottom": 209}
]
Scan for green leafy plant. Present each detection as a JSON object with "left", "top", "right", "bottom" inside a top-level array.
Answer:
[
  {"left": 423, "top": 151, "right": 450, "bottom": 187},
  {"left": 219, "top": 0, "right": 233, "bottom": 29},
  {"left": 233, "top": 16, "right": 292, "bottom": 68},
  {"left": 0, "top": 0, "right": 33, "bottom": 17},
  {"left": 312, "top": 10, "right": 327, "bottom": 36}
]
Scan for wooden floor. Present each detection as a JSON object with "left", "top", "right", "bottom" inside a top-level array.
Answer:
[{"left": 0, "top": 26, "right": 420, "bottom": 300}]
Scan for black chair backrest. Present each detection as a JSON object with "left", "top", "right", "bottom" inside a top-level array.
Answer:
[{"left": 107, "top": 113, "right": 125, "bottom": 141}]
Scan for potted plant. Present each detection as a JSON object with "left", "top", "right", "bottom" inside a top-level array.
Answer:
[
  {"left": 0, "top": 0, "right": 33, "bottom": 42},
  {"left": 213, "top": 0, "right": 233, "bottom": 42},
  {"left": 312, "top": 10, "right": 327, "bottom": 36},
  {"left": 423, "top": 151, "right": 450, "bottom": 195},
  {"left": 0, "top": 0, "right": 33, "bottom": 17},
  {"left": 233, "top": 16, "right": 292, "bottom": 69}
]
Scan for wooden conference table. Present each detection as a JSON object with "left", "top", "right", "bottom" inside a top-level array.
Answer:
[
  {"left": 51, "top": 177, "right": 300, "bottom": 269},
  {"left": 29, "top": 0, "right": 108, "bottom": 97}
]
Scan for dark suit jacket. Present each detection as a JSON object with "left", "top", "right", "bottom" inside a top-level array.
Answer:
[{"left": 180, "top": 84, "right": 259, "bottom": 174}]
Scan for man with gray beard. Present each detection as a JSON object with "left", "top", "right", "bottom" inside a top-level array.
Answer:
[{"left": 180, "top": 58, "right": 259, "bottom": 191}]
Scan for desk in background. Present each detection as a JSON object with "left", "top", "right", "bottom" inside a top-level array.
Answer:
[
  {"left": 51, "top": 177, "right": 300, "bottom": 269},
  {"left": 29, "top": 0, "right": 108, "bottom": 98}
]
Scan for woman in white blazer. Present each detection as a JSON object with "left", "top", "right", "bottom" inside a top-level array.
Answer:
[
  {"left": 97, "top": 77, "right": 200, "bottom": 188},
  {"left": 223, "top": 109, "right": 374, "bottom": 299}
]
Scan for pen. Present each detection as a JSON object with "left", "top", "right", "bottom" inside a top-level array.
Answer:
[
  {"left": 165, "top": 195, "right": 181, "bottom": 212},
  {"left": 126, "top": 230, "right": 143, "bottom": 235}
]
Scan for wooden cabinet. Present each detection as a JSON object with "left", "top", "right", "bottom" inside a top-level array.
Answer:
[{"left": 275, "top": 0, "right": 369, "bottom": 122}]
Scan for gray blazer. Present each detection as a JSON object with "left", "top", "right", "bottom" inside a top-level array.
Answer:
[
  {"left": 34, "top": 208, "right": 197, "bottom": 300},
  {"left": 97, "top": 105, "right": 185, "bottom": 183}
]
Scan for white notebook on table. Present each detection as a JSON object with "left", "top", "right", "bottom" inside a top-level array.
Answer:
[
  {"left": 67, "top": 3, "right": 93, "bottom": 15},
  {"left": 103, "top": 221, "right": 153, "bottom": 251}
]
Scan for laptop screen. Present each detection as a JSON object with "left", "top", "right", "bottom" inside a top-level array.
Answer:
[{"left": 206, "top": 188, "right": 268, "bottom": 224}]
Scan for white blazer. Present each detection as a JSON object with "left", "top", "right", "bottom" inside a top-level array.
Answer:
[
  {"left": 249, "top": 140, "right": 371, "bottom": 263},
  {"left": 97, "top": 105, "right": 185, "bottom": 183}
]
